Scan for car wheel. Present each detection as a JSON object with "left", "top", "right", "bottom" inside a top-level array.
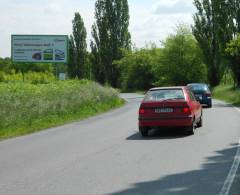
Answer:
[
  {"left": 207, "top": 101, "right": 212, "bottom": 108},
  {"left": 139, "top": 127, "right": 149, "bottom": 137},
  {"left": 185, "top": 122, "right": 194, "bottom": 135},
  {"left": 208, "top": 103, "right": 212, "bottom": 108},
  {"left": 196, "top": 116, "right": 202, "bottom": 128}
]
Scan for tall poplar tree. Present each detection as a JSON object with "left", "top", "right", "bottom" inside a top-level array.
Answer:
[
  {"left": 226, "top": 35, "right": 240, "bottom": 87},
  {"left": 91, "top": 0, "right": 131, "bottom": 87},
  {"left": 68, "top": 35, "right": 76, "bottom": 78},
  {"left": 192, "top": 0, "right": 231, "bottom": 87},
  {"left": 68, "top": 12, "right": 87, "bottom": 79},
  {"left": 226, "top": 0, "right": 240, "bottom": 87}
]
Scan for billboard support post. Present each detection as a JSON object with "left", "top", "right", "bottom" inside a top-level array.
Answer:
[{"left": 55, "top": 63, "right": 58, "bottom": 80}]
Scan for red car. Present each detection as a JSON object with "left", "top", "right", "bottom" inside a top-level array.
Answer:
[{"left": 138, "top": 86, "right": 202, "bottom": 136}]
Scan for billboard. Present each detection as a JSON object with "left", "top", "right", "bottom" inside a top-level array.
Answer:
[{"left": 11, "top": 35, "right": 68, "bottom": 63}]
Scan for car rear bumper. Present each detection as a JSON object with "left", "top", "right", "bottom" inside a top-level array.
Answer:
[
  {"left": 139, "top": 116, "right": 193, "bottom": 127},
  {"left": 201, "top": 99, "right": 211, "bottom": 104},
  {"left": 199, "top": 97, "right": 212, "bottom": 105}
]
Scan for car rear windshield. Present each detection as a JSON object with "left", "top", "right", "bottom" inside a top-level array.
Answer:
[
  {"left": 144, "top": 89, "right": 185, "bottom": 101},
  {"left": 188, "top": 84, "right": 208, "bottom": 91}
]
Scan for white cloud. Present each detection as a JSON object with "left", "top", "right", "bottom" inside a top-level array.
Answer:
[
  {"left": 154, "top": 0, "right": 194, "bottom": 14},
  {"left": 129, "top": 0, "right": 195, "bottom": 48}
]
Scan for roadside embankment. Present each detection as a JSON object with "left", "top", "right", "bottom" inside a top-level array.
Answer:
[{"left": 0, "top": 80, "right": 124, "bottom": 140}]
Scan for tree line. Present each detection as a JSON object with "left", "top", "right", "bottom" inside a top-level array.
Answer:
[
  {"left": 67, "top": 0, "right": 240, "bottom": 89},
  {"left": 1, "top": 0, "right": 240, "bottom": 89}
]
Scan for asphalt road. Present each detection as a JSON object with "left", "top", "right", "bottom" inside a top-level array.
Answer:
[{"left": 0, "top": 93, "right": 240, "bottom": 195}]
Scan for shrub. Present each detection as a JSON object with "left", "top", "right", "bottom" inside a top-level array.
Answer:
[
  {"left": 0, "top": 80, "right": 120, "bottom": 134},
  {"left": 115, "top": 48, "right": 159, "bottom": 91},
  {"left": 0, "top": 72, "right": 56, "bottom": 84},
  {"left": 0, "top": 71, "right": 5, "bottom": 82}
]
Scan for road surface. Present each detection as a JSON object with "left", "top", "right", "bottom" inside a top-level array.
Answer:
[{"left": 0, "top": 93, "right": 240, "bottom": 195}]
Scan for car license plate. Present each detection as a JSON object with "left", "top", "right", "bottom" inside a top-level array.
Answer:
[{"left": 155, "top": 108, "right": 173, "bottom": 113}]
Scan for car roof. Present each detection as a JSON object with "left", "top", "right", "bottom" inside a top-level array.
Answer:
[
  {"left": 187, "top": 83, "right": 208, "bottom": 86},
  {"left": 149, "top": 86, "right": 186, "bottom": 91}
]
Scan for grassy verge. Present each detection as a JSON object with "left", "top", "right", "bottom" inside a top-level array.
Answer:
[
  {"left": 213, "top": 85, "right": 240, "bottom": 106},
  {"left": 0, "top": 80, "right": 125, "bottom": 140}
]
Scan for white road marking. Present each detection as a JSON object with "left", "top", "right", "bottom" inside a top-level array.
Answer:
[{"left": 219, "top": 105, "right": 240, "bottom": 195}]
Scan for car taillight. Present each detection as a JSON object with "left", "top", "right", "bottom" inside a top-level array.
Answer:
[
  {"left": 182, "top": 107, "right": 190, "bottom": 114},
  {"left": 139, "top": 108, "right": 145, "bottom": 114}
]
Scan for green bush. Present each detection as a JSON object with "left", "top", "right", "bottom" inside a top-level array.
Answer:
[
  {"left": 0, "top": 71, "right": 5, "bottom": 82},
  {"left": 115, "top": 48, "right": 159, "bottom": 91},
  {"left": 158, "top": 26, "right": 207, "bottom": 86},
  {"left": 0, "top": 72, "right": 56, "bottom": 84},
  {"left": 25, "top": 72, "right": 56, "bottom": 84}
]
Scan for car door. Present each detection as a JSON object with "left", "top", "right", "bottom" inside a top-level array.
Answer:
[{"left": 188, "top": 89, "right": 201, "bottom": 119}]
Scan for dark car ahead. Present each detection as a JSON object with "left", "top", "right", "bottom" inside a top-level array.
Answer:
[
  {"left": 187, "top": 83, "right": 212, "bottom": 108},
  {"left": 138, "top": 86, "right": 202, "bottom": 136}
]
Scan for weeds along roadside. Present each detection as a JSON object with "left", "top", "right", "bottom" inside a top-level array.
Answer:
[
  {"left": 0, "top": 80, "right": 124, "bottom": 139},
  {"left": 213, "top": 85, "right": 240, "bottom": 106}
]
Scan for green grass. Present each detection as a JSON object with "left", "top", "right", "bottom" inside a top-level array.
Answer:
[
  {"left": 0, "top": 80, "right": 125, "bottom": 140},
  {"left": 213, "top": 85, "right": 240, "bottom": 106}
]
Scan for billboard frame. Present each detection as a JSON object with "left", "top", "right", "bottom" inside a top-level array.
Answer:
[{"left": 11, "top": 34, "right": 69, "bottom": 64}]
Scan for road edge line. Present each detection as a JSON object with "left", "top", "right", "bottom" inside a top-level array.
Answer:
[{"left": 219, "top": 105, "right": 240, "bottom": 195}]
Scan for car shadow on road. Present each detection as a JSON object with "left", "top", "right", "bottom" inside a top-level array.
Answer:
[
  {"left": 126, "top": 129, "right": 189, "bottom": 140},
  {"left": 202, "top": 105, "right": 212, "bottom": 109},
  {"left": 108, "top": 143, "right": 240, "bottom": 195}
]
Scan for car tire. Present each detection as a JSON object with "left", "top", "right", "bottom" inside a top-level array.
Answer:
[
  {"left": 139, "top": 127, "right": 149, "bottom": 137},
  {"left": 196, "top": 116, "right": 202, "bottom": 128},
  {"left": 207, "top": 101, "right": 212, "bottom": 108},
  {"left": 185, "top": 122, "right": 194, "bottom": 135},
  {"left": 208, "top": 104, "right": 212, "bottom": 108}
]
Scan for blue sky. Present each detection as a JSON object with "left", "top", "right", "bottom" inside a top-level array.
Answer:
[{"left": 0, "top": 0, "right": 195, "bottom": 57}]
